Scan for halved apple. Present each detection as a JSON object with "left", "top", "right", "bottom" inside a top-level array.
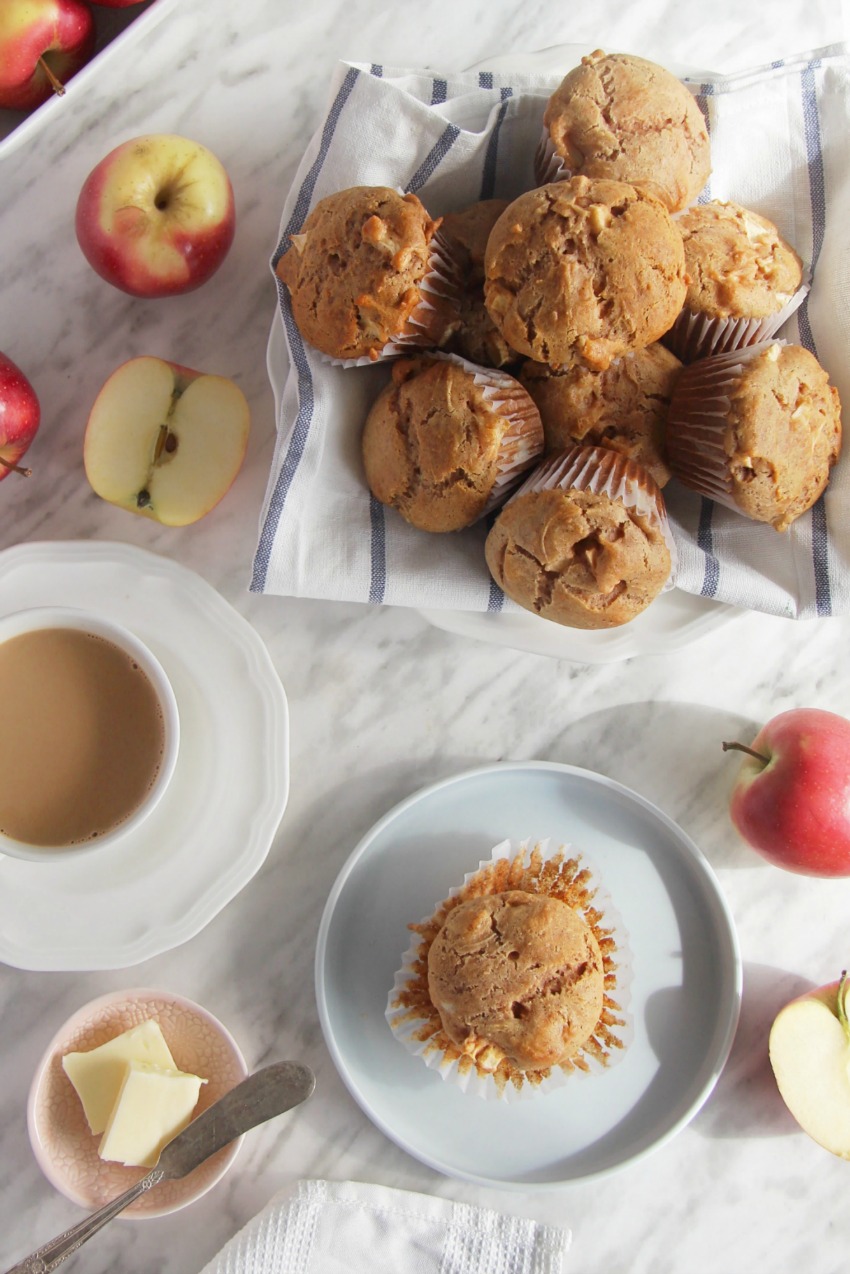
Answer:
[
  {"left": 768, "top": 971, "right": 850, "bottom": 1158},
  {"left": 84, "top": 356, "right": 250, "bottom": 526}
]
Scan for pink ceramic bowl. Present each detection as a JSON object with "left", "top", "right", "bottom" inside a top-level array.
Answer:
[{"left": 27, "top": 988, "right": 248, "bottom": 1218}]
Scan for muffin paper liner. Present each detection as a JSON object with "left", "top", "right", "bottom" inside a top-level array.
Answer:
[
  {"left": 386, "top": 837, "right": 633, "bottom": 1103},
  {"left": 511, "top": 445, "right": 678, "bottom": 587},
  {"left": 663, "top": 284, "right": 809, "bottom": 363},
  {"left": 533, "top": 127, "right": 572, "bottom": 186},
  {"left": 665, "top": 339, "right": 786, "bottom": 508},
  {"left": 323, "top": 227, "right": 466, "bottom": 369},
  {"left": 424, "top": 352, "right": 545, "bottom": 518}
]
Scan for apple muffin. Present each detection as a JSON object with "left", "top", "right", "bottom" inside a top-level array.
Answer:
[
  {"left": 439, "top": 199, "right": 517, "bottom": 369},
  {"left": 386, "top": 838, "right": 629, "bottom": 1098},
  {"left": 665, "top": 200, "right": 806, "bottom": 361},
  {"left": 519, "top": 343, "right": 682, "bottom": 487},
  {"left": 538, "top": 49, "right": 711, "bottom": 213},
  {"left": 666, "top": 341, "right": 842, "bottom": 531},
  {"left": 483, "top": 176, "right": 687, "bottom": 372},
  {"left": 485, "top": 446, "right": 675, "bottom": 628},
  {"left": 361, "top": 353, "right": 543, "bottom": 532},
  {"left": 275, "top": 186, "right": 461, "bottom": 363},
  {"left": 427, "top": 890, "right": 604, "bottom": 1072}
]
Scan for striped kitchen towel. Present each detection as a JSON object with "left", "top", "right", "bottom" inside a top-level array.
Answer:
[{"left": 253, "top": 46, "right": 850, "bottom": 619}]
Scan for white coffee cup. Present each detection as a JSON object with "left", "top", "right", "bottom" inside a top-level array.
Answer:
[{"left": 0, "top": 607, "right": 180, "bottom": 862}]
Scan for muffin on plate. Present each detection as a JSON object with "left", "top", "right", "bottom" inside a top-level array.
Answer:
[
  {"left": 666, "top": 341, "right": 842, "bottom": 531},
  {"left": 538, "top": 49, "right": 711, "bottom": 213},
  {"left": 664, "top": 200, "right": 807, "bottom": 361},
  {"left": 484, "top": 176, "right": 687, "bottom": 372},
  {"left": 275, "top": 186, "right": 462, "bottom": 364},
  {"left": 485, "top": 446, "right": 676, "bottom": 629},
  {"left": 439, "top": 199, "right": 517, "bottom": 369},
  {"left": 362, "top": 353, "right": 544, "bottom": 532},
  {"left": 386, "top": 838, "right": 630, "bottom": 1099},
  {"left": 519, "top": 342, "right": 682, "bottom": 487}
]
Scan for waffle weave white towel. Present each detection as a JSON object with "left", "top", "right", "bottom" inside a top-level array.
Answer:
[
  {"left": 198, "top": 1179, "right": 570, "bottom": 1274},
  {"left": 254, "top": 45, "right": 850, "bottom": 619}
]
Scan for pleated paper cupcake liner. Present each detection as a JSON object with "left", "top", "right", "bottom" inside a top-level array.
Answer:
[
  {"left": 511, "top": 445, "right": 678, "bottom": 587},
  {"left": 663, "top": 285, "right": 809, "bottom": 364},
  {"left": 386, "top": 837, "right": 633, "bottom": 1103}
]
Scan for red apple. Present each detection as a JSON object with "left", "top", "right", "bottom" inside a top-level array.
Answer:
[
  {"left": 0, "top": 352, "right": 40, "bottom": 480},
  {"left": 88, "top": 1, "right": 147, "bottom": 6},
  {"left": 723, "top": 708, "right": 850, "bottom": 876},
  {"left": 84, "top": 356, "right": 250, "bottom": 525},
  {"left": 0, "top": 0, "right": 95, "bottom": 111},
  {"left": 75, "top": 134, "right": 236, "bottom": 298}
]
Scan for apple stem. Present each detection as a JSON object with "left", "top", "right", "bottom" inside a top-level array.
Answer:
[
  {"left": 38, "top": 56, "right": 66, "bottom": 98},
  {"left": 0, "top": 456, "right": 32, "bottom": 478},
  {"left": 721, "top": 740, "right": 770, "bottom": 765}
]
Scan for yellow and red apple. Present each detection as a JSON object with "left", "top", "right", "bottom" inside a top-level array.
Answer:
[
  {"left": 84, "top": 356, "right": 250, "bottom": 526},
  {"left": 723, "top": 708, "right": 850, "bottom": 876},
  {"left": 75, "top": 134, "right": 236, "bottom": 298},
  {"left": 0, "top": 351, "right": 40, "bottom": 480},
  {"left": 0, "top": 0, "right": 95, "bottom": 111},
  {"left": 769, "top": 972, "right": 850, "bottom": 1158}
]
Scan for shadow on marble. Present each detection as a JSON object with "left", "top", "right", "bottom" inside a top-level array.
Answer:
[
  {"left": 691, "top": 961, "right": 815, "bottom": 1141},
  {"left": 529, "top": 699, "right": 770, "bottom": 871}
]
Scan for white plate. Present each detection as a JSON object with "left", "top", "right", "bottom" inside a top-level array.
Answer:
[
  {"left": 0, "top": 541, "right": 289, "bottom": 971},
  {"left": 315, "top": 761, "right": 741, "bottom": 1189}
]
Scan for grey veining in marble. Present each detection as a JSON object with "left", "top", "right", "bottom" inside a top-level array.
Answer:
[{"left": 1, "top": 1, "right": 850, "bottom": 1272}]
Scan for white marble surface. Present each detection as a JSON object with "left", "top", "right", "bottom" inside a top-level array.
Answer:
[{"left": 2, "top": 1, "right": 850, "bottom": 1270}]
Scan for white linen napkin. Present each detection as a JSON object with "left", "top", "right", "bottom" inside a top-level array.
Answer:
[
  {"left": 198, "top": 1179, "right": 570, "bottom": 1274},
  {"left": 254, "top": 46, "right": 850, "bottom": 619}
]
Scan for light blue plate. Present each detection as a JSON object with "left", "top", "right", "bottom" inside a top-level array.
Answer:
[{"left": 315, "top": 760, "right": 741, "bottom": 1190}]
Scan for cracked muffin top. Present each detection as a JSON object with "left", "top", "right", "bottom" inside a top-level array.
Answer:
[
  {"left": 676, "top": 200, "right": 804, "bottom": 320},
  {"left": 361, "top": 354, "right": 543, "bottom": 532},
  {"left": 666, "top": 342, "right": 842, "bottom": 531},
  {"left": 426, "top": 889, "right": 604, "bottom": 1072},
  {"left": 483, "top": 176, "right": 687, "bottom": 372},
  {"left": 542, "top": 50, "right": 711, "bottom": 213},
  {"left": 485, "top": 446, "right": 673, "bottom": 628},
  {"left": 440, "top": 199, "right": 517, "bottom": 369},
  {"left": 275, "top": 186, "right": 459, "bottom": 362},
  {"left": 519, "top": 342, "right": 682, "bottom": 487}
]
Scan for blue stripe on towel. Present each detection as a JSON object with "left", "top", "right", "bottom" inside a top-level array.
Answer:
[
  {"left": 368, "top": 494, "right": 387, "bottom": 604},
  {"left": 478, "top": 71, "right": 493, "bottom": 90},
  {"left": 692, "top": 83, "right": 721, "bottom": 599},
  {"left": 481, "top": 89, "right": 513, "bottom": 201},
  {"left": 431, "top": 78, "right": 447, "bottom": 105},
  {"left": 253, "top": 67, "right": 361, "bottom": 593},
  {"left": 370, "top": 64, "right": 383, "bottom": 78},
  {"left": 405, "top": 122, "right": 462, "bottom": 194},
  {"left": 799, "top": 57, "right": 831, "bottom": 616}
]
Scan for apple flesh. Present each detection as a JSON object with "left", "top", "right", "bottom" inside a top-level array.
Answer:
[
  {"left": 723, "top": 708, "right": 850, "bottom": 876},
  {"left": 0, "top": 352, "right": 40, "bottom": 480},
  {"left": 0, "top": 0, "right": 95, "bottom": 111},
  {"left": 84, "top": 356, "right": 250, "bottom": 526},
  {"left": 75, "top": 134, "right": 236, "bottom": 297},
  {"left": 769, "top": 973, "right": 850, "bottom": 1158}
]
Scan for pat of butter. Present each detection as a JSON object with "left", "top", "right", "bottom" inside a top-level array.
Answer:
[
  {"left": 62, "top": 1020, "right": 177, "bottom": 1135},
  {"left": 98, "top": 1060, "right": 206, "bottom": 1168}
]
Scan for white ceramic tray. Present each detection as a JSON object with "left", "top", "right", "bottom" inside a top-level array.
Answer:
[
  {"left": 0, "top": 0, "right": 177, "bottom": 162},
  {"left": 315, "top": 761, "right": 742, "bottom": 1189},
  {"left": 0, "top": 541, "right": 290, "bottom": 971}
]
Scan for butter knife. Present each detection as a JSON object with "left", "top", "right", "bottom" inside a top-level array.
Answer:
[{"left": 4, "top": 1060, "right": 315, "bottom": 1274}]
